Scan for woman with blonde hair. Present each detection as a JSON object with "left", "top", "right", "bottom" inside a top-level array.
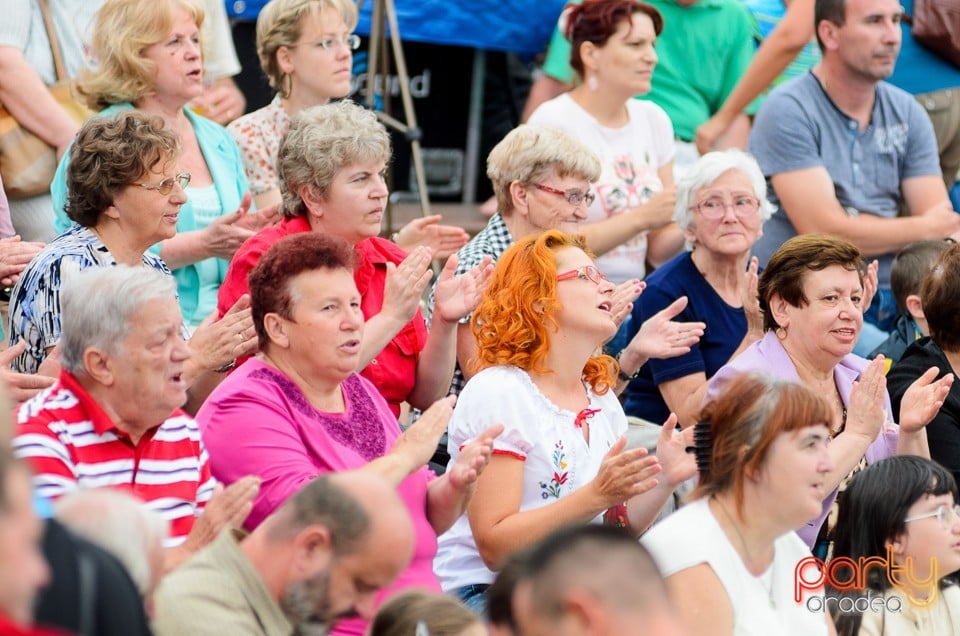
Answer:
[
  {"left": 228, "top": 0, "right": 466, "bottom": 257},
  {"left": 49, "top": 0, "right": 277, "bottom": 329},
  {"left": 434, "top": 230, "right": 695, "bottom": 611}
]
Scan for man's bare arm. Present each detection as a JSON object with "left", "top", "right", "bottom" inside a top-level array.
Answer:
[{"left": 771, "top": 167, "right": 960, "bottom": 256}]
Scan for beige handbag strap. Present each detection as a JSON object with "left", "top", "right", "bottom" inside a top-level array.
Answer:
[{"left": 37, "top": 0, "right": 68, "bottom": 83}]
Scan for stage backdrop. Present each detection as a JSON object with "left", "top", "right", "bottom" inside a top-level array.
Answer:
[{"left": 226, "top": 0, "right": 567, "bottom": 55}]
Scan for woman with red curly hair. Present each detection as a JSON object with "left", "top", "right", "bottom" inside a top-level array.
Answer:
[{"left": 433, "top": 230, "right": 695, "bottom": 611}]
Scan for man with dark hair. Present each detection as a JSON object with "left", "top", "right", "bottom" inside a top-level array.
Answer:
[
  {"left": 510, "top": 525, "right": 684, "bottom": 636},
  {"left": 749, "top": 0, "right": 960, "bottom": 350},
  {"left": 152, "top": 471, "right": 415, "bottom": 636}
]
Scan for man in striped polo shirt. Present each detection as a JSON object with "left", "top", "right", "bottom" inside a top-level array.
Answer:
[{"left": 12, "top": 266, "right": 259, "bottom": 571}]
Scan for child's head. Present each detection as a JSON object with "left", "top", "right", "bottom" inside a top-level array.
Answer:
[
  {"left": 368, "top": 591, "right": 484, "bottom": 636},
  {"left": 890, "top": 240, "right": 953, "bottom": 334}
]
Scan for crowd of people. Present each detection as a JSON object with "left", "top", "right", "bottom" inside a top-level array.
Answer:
[{"left": 0, "top": 0, "right": 959, "bottom": 634}]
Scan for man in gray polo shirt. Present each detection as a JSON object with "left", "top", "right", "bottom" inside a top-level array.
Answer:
[{"left": 749, "top": 0, "right": 960, "bottom": 342}]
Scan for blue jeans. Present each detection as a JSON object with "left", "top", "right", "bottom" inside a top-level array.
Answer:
[
  {"left": 863, "top": 288, "right": 896, "bottom": 333},
  {"left": 855, "top": 288, "right": 894, "bottom": 357},
  {"left": 854, "top": 288, "right": 894, "bottom": 357},
  {"left": 452, "top": 584, "right": 489, "bottom": 616}
]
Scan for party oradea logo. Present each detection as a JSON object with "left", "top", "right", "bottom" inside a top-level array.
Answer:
[{"left": 794, "top": 546, "right": 938, "bottom": 614}]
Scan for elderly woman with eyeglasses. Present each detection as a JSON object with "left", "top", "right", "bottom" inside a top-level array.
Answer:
[
  {"left": 9, "top": 112, "right": 250, "bottom": 392},
  {"left": 49, "top": 0, "right": 278, "bottom": 332},
  {"left": 227, "top": 0, "right": 467, "bottom": 258},
  {"left": 621, "top": 150, "right": 773, "bottom": 428}
]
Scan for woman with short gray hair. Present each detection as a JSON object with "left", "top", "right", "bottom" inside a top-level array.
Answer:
[
  {"left": 218, "top": 100, "right": 492, "bottom": 420},
  {"left": 622, "top": 150, "right": 774, "bottom": 428}
]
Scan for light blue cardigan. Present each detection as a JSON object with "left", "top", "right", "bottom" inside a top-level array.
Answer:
[{"left": 50, "top": 103, "right": 251, "bottom": 326}]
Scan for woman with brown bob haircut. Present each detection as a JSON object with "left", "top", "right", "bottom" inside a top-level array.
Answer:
[
  {"left": 434, "top": 230, "right": 695, "bottom": 611},
  {"left": 643, "top": 372, "right": 835, "bottom": 635},
  {"left": 707, "top": 234, "right": 951, "bottom": 553}
]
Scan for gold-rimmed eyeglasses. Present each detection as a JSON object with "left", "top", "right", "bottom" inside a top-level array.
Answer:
[{"left": 137, "top": 173, "right": 191, "bottom": 196}]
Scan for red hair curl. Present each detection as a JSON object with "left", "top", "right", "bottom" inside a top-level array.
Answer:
[{"left": 469, "top": 230, "right": 616, "bottom": 395}]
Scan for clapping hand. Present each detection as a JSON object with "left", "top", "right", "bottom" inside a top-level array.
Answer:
[
  {"left": 394, "top": 215, "right": 470, "bottom": 260},
  {"left": 432, "top": 255, "right": 494, "bottom": 324},
  {"left": 898, "top": 366, "right": 954, "bottom": 434},
  {"left": 846, "top": 356, "right": 888, "bottom": 440},
  {"left": 588, "top": 436, "right": 662, "bottom": 508},
  {"left": 0, "top": 236, "right": 44, "bottom": 287},
  {"left": 446, "top": 423, "right": 504, "bottom": 491},
  {"left": 624, "top": 296, "right": 705, "bottom": 361},
  {"left": 608, "top": 279, "right": 645, "bottom": 328},
  {"left": 202, "top": 195, "right": 256, "bottom": 260},
  {"left": 0, "top": 341, "right": 55, "bottom": 403},
  {"left": 382, "top": 247, "right": 434, "bottom": 325},
  {"left": 655, "top": 414, "right": 697, "bottom": 488}
]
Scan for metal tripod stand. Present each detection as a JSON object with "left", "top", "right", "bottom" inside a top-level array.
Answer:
[{"left": 357, "top": 0, "right": 431, "bottom": 219}]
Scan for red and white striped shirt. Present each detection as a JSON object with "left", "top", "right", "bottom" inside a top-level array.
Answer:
[{"left": 13, "top": 370, "right": 215, "bottom": 547}]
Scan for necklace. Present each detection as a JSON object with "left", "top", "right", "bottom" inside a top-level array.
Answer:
[{"left": 713, "top": 497, "right": 777, "bottom": 609}]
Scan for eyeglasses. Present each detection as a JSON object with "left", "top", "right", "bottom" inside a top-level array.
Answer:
[
  {"left": 533, "top": 183, "right": 596, "bottom": 207},
  {"left": 137, "top": 173, "right": 191, "bottom": 196},
  {"left": 690, "top": 195, "right": 760, "bottom": 219},
  {"left": 295, "top": 34, "right": 361, "bottom": 51},
  {"left": 904, "top": 504, "right": 960, "bottom": 529},
  {"left": 287, "top": 34, "right": 360, "bottom": 51},
  {"left": 557, "top": 265, "right": 607, "bottom": 285}
]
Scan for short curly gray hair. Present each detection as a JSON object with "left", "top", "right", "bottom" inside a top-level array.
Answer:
[
  {"left": 277, "top": 100, "right": 391, "bottom": 219},
  {"left": 673, "top": 149, "right": 776, "bottom": 237},
  {"left": 487, "top": 125, "right": 601, "bottom": 217}
]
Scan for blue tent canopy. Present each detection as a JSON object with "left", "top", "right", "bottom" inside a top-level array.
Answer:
[{"left": 226, "top": 0, "right": 567, "bottom": 55}]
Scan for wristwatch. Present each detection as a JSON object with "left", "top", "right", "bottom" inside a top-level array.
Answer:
[
  {"left": 214, "top": 359, "right": 237, "bottom": 373},
  {"left": 615, "top": 351, "right": 640, "bottom": 383}
]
